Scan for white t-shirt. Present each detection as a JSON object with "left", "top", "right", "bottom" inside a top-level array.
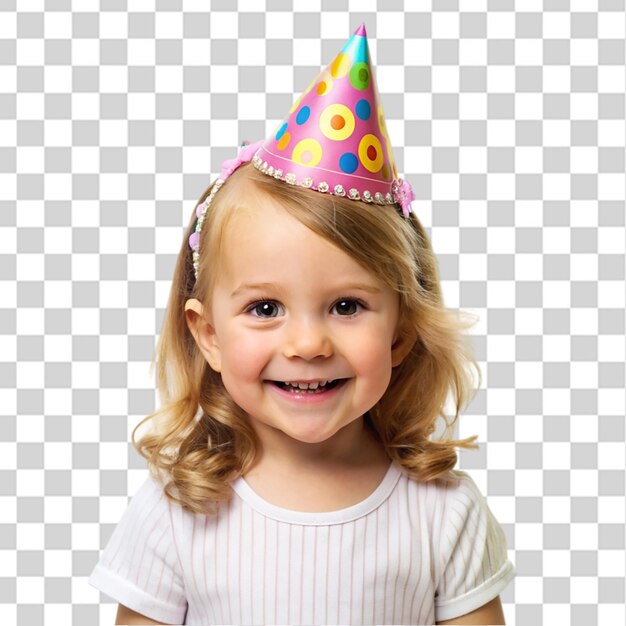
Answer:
[{"left": 89, "top": 461, "right": 515, "bottom": 625}]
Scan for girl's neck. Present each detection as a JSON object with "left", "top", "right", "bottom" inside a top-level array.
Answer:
[
  {"left": 247, "top": 415, "right": 387, "bottom": 478},
  {"left": 241, "top": 418, "right": 391, "bottom": 513}
]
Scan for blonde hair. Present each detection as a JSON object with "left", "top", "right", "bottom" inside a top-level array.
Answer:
[{"left": 133, "top": 163, "right": 480, "bottom": 515}]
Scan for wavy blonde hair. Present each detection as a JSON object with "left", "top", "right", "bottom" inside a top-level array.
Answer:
[{"left": 133, "top": 163, "right": 481, "bottom": 515}]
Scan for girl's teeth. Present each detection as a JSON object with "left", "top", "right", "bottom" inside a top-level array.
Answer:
[
  {"left": 282, "top": 380, "right": 332, "bottom": 391},
  {"left": 286, "top": 380, "right": 327, "bottom": 388}
]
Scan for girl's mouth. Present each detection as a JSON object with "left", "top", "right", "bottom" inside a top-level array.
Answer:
[{"left": 269, "top": 379, "right": 344, "bottom": 394}]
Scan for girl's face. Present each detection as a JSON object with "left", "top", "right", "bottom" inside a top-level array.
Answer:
[{"left": 187, "top": 194, "right": 410, "bottom": 456}]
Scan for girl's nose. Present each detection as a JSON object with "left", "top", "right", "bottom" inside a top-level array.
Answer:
[{"left": 282, "top": 315, "right": 333, "bottom": 360}]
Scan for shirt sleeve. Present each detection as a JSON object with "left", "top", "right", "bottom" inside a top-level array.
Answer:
[
  {"left": 434, "top": 470, "right": 516, "bottom": 623},
  {"left": 88, "top": 474, "right": 188, "bottom": 625}
]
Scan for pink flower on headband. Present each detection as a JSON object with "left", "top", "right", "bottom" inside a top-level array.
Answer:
[
  {"left": 219, "top": 139, "right": 264, "bottom": 180},
  {"left": 395, "top": 179, "right": 415, "bottom": 218}
]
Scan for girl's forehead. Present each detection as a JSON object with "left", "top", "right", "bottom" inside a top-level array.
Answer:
[
  {"left": 212, "top": 173, "right": 393, "bottom": 289},
  {"left": 216, "top": 199, "right": 315, "bottom": 255},
  {"left": 220, "top": 215, "right": 386, "bottom": 290},
  {"left": 220, "top": 185, "right": 304, "bottom": 237}
]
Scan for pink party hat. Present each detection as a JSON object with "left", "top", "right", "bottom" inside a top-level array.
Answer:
[
  {"left": 188, "top": 24, "right": 415, "bottom": 281},
  {"left": 252, "top": 24, "right": 414, "bottom": 215}
]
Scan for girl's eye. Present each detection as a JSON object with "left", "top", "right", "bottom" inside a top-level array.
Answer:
[
  {"left": 248, "top": 301, "right": 282, "bottom": 318},
  {"left": 333, "top": 299, "right": 362, "bottom": 316},
  {"left": 246, "top": 299, "right": 363, "bottom": 318}
]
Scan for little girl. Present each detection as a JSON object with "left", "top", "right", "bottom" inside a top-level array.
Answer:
[{"left": 89, "top": 25, "right": 515, "bottom": 626}]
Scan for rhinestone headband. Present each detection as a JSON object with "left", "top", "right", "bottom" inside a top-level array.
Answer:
[
  {"left": 188, "top": 140, "right": 263, "bottom": 281},
  {"left": 251, "top": 153, "right": 415, "bottom": 214}
]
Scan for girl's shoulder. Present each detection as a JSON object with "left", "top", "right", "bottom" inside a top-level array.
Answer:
[
  {"left": 442, "top": 469, "right": 491, "bottom": 504},
  {"left": 441, "top": 469, "right": 491, "bottom": 508},
  {"left": 402, "top": 467, "right": 491, "bottom": 519},
  {"left": 121, "top": 471, "right": 172, "bottom": 520},
  {"left": 403, "top": 467, "right": 480, "bottom": 493},
  {"left": 119, "top": 469, "right": 191, "bottom": 525},
  {"left": 439, "top": 468, "right": 484, "bottom": 494},
  {"left": 133, "top": 469, "right": 169, "bottom": 498}
]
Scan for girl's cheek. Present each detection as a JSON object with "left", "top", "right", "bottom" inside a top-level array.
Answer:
[
  {"left": 230, "top": 326, "right": 271, "bottom": 344},
  {"left": 226, "top": 330, "right": 275, "bottom": 364}
]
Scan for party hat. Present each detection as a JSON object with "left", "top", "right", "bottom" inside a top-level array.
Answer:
[
  {"left": 189, "top": 24, "right": 415, "bottom": 281},
  {"left": 252, "top": 24, "right": 414, "bottom": 213}
]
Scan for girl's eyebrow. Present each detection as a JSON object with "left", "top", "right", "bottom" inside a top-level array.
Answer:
[
  {"left": 231, "top": 282, "right": 280, "bottom": 297},
  {"left": 230, "top": 282, "right": 382, "bottom": 298}
]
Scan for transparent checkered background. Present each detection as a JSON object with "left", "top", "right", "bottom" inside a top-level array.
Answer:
[{"left": 1, "top": 1, "right": 625, "bottom": 625}]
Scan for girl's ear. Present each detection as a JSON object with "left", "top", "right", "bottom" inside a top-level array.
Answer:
[
  {"left": 184, "top": 298, "right": 222, "bottom": 372},
  {"left": 391, "top": 323, "right": 417, "bottom": 367}
]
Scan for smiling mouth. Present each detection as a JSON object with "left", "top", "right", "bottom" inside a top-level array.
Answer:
[{"left": 270, "top": 379, "right": 344, "bottom": 394}]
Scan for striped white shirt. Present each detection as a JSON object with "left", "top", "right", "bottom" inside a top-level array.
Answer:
[{"left": 89, "top": 461, "right": 515, "bottom": 625}]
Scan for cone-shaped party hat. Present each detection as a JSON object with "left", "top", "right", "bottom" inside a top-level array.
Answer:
[
  {"left": 188, "top": 24, "right": 414, "bottom": 280},
  {"left": 252, "top": 24, "right": 412, "bottom": 209}
]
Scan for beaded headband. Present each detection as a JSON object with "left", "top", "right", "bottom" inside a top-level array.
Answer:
[
  {"left": 188, "top": 140, "right": 263, "bottom": 280},
  {"left": 188, "top": 24, "right": 415, "bottom": 282}
]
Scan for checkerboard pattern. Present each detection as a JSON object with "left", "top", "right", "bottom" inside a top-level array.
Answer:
[{"left": 2, "top": 2, "right": 625, "bottom": 625}]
